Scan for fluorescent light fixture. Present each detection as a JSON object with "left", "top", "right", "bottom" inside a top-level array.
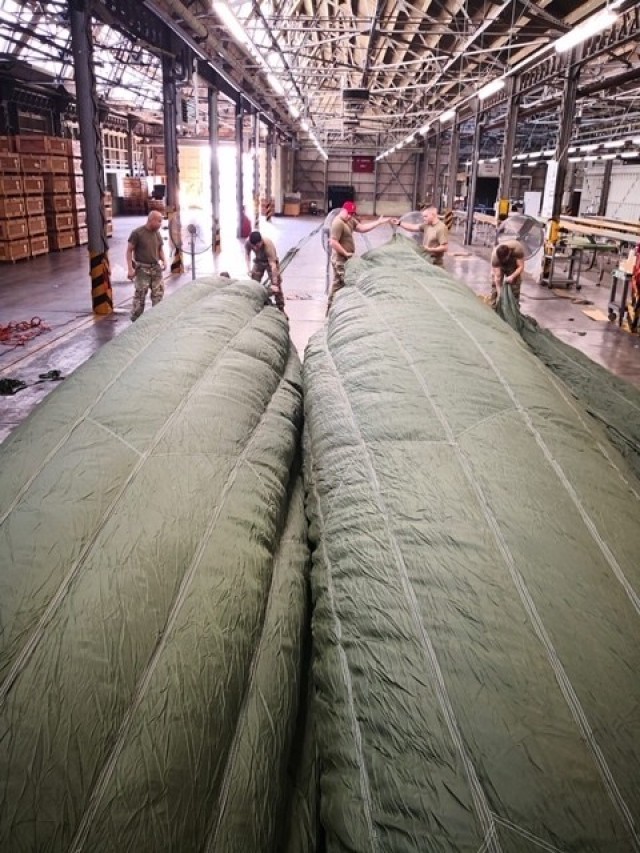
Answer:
[
  {"left": 489, "top": 157, "right": 499, "bottom": 163},
  {"left": 213, "top": 2, "right": 248, "bottom": 45},
  {"left": 604, "top": 139, "right": 625, "bottom": 148},
  {"left": 621, "top": 150, "right": 639, "bottom": 158},
  {"left": 301, "top": 119, "right": 309, "bottom": 131},
  {"left": 527, "top": 151, "right": 541, "bottom": 158},
  {"left": 600, "top": 153, "right": 617, "bottom": 159},
  {"left": 439, "top": 109, "right": 456, "bottom": 124},
  {"left": 543, "top": 149, "right": 555, "bottom": 156},
  {"left": 568, "top": 147, "right": 577, "bottom": 153},
  {"left": 288, "top": 104, "right": 300, "bottom": 119},
  {"left": 584, "top": 155, "right": 599, "bottom": 161},
  {"left": 568, "top": 157, "right": 582, "bottom": 163},
  {"left": 419, "top": 124, "right": 430, "bottom": 135},
  {"left": 633, "top": 137, "right": 640, "bottom": 145},
  {"left": 477, "top": 78, "right": 505, "bottom": 100},
  {"left": 554, "top": 8, "right": 618, "bottom": 53},
  {"left": 514, "top": 153, "right": 528, "bottom": 160},
  {"left": 527, "top": 161, "right": 540, "bottom": 166},
  {"left": 267, "top": 73, "right": 285, "bottom": 96},
  {"left": 478, "top": 159, "right": 485, "bottom": 164},
  {"left": 580, "top": 143, "right": 598, "bottom": 151}
]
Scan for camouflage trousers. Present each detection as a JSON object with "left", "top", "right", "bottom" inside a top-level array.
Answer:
[
  {"left": 327, "top": 255, "right": 347, "bottom": 313},
  {"left": 491, "top": 275, "right": 521, "bottom": 310},
  {"left": 131, "top": 264, "right": 164, "bottom": 321},
  {"left": 251, "top": 261, "right": 285, "bottom": 312}
]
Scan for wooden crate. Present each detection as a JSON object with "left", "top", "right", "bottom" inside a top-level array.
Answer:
[
  {"left": 28, "top": 214, "right": 47, "bottom": 236},
  {"left": 106, "top": 222, "right": 113, "bottom": 238},
  {"left": 49, "top": 155, "right": 70, "bottom": 174},
  {"left": 0, "top": 197, "right": 26, "bottom": 218},
  {"left": 68, "top": 139, "right": 82, "bottom": 157},
  {"left": 30, "top": 234, "right": 49, "bottom": 257},
  {"left": 75, "top": 226, "right": 88, "bottom": 245},
  {"left": 48, "top": 229, "right": 76, "bottom": 251},
  {"left": 43, "top": 175, "right": 71, "bottom": 194},
  {"left": 72, "top": 175, "right": 84, "bottom": 194},
  {"left": 68, "top": 156, "right": 83, "bottom": 175},
  {"left": 25, "top": 196, "right": 45, "bottom": 215},
  {"left": 44, "top": 194, "right": 73, "bottom": 213},
  {"left": 0, "top": 135, "right": 14, "bottom": 152},
  {"left": 20, "top": 153, "right": 51, "bottom": 173},
  {"left": 0, "top": 175, "right": 22, "bottom": 195},
  {"left": 0, "top": 239, "right": 30, "bottom": 261},
  {"left": 46, "top": 212, "right": 74, "bottom": 231},
  {"left": 0, "top": 152, "right": 21, "bottom": 173},
  {"left": 0, "top": 217, "right": 28, "bottom": 241},
  {"left": 15, "top": 135, "right": 68, "bottom": 155},
  {"left": 23, "top": 176, "right": 44, "bottom": 195},
  {"left": 74, "top": 209, "right": 87, "bottom": 228},
  {"left": 73, "top": 192, "right": 86, "bottom": 211}
]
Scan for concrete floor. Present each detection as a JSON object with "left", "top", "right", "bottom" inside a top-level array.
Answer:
[{"left": 1, "top": 213, "right": 639, "bottom": 444}]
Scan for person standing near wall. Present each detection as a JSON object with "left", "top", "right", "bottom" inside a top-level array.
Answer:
[
  {"left": 393, "top": 205, "right": 449, "bottom": 267},
  {"left": 327, "top": 201, "right": 391, "bottom": 313},
  {"left": 490, "top": 240, "right": 525, "bottom": 309},
  {"left": 126, "top": 211, "right": 167, "bottom": 322},
  {"left": 245, "top": 230, "right": 286, "bottom": 314}
]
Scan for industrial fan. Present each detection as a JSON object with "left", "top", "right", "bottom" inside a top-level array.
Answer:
[
  {"left": 168, "top": 210, "right": 213, "bottom": 280},
  {"left": 495, "top": 213, "right": 545, "bottom": 259}
]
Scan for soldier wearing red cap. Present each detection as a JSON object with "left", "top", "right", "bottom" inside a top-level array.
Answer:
[{"left": 327, "top": 201, "right": 390, "bottom": 313}]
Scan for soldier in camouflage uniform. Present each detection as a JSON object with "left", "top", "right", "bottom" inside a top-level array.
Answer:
[
  {"left": 327, "top": 201, "right": 391, "bottom": 314},
  {"left": 126, "top": 211, "right": 167, "bottom": 322},
  {"left": 245, "top": 231, "right": 286, "bottom": 313}
]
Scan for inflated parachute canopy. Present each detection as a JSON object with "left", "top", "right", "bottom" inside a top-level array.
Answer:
[
  {"left": 303, "top": 238, "right": 640, "bottom": 852},
  {"left": 0, "top": 277, "right": 312, "bottom": 853}
]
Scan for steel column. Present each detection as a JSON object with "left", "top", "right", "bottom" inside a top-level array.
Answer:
[
  {"left": 265, "top": 133, "right": 273, "bottom": 220},
  {"left": 126, "top": 115, "right": 136, "bottom": 174},
  {"left": 497, "top": 76, "right": 520, "bottom": 218},
  {"left": 236, "top": 101, "right": 244, "bottom": 238},
  {"left": 597, "top": 158, "right": 613, "bottom": 217},
  {"left": 445, "top": 121, "right": 460, "bottom": 217},
  {"left": 373, "top": 138, "right": 379, "bottom": 216},
  {"left": 162, "top": 52, "right": 183, "bottom": 273},
  {"left": 431, "top": 124, "right": 441, "bottom": 207},
  {"left": 465, "top": 105, "right": 483, "bottom": 246},
  {"left": 252, "top": 111, "right": 260, "bottom": 228},
  {"left": 208, "top": 86, "right": 221, "bottom": 259},
  {"left": 68, "top": 0, "right": 112, "bottom": 315}
]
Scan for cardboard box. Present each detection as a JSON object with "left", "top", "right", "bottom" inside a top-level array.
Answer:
[
  {"left": 283, "top": 202, "right": 301, "bottom": 216},
  {"left": 68, "top": 156, "right": 83, "bottom": 175},
  {"left": 75, "top": 226, "right": 88, "bottom": 245},
  {"left": 0, "top": 152, "right": 21, "bottom": 173},
  {"left": 48, "top": 229, "right": 76, "bottom": 251},
  {"left": 28, "top": 215, "right": 47, "bottom": 236},
  {"left": 23, "top": 176, "right": 44, "bottom": 195},
  {"left": 73, "top": 192, "right": 86, "bottom": 211},
  {"left": 0, "top": 197, "right": 26, "bottom": 219},
  {"left": 25, "top": 196, "right": 45, "bottom": 215},
  {"left": 68, "top": 139, "right": 82, "bottom": 157},
  {"left": 30, "top": 234, "right": 49, "bottom": 256},
  {"left": 74, "top": 209, "right": 87, "bottom": 228},
  {"left": 0, "top": 175, "right": 22, "bottom": 196},
  {"left": 72, "top": 175, "right": 84, "bottom": 194},
  {"left": 0, "top": 239, "right": 30, "bottom": 261},
  {"left": 0, "top": 217, "right": 28, "bottom": 241},
  {"left": 20, "top": 153, "right": 51, "bottom": 173}
]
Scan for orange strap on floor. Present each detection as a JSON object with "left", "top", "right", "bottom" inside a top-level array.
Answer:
[{"left": 0, "top": 317, "right": 50, "bottom": 347}]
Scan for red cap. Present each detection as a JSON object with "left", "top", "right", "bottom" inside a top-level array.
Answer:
[{"left": 342, "top": 201, "right": 357, "bottom": 215}]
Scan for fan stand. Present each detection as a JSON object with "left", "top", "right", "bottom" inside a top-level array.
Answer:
[{"left": 187, "top": 224, "right": 198, "bottom": 281}]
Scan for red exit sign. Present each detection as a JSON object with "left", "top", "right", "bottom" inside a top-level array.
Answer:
[{"left": 352, "top": 156, "right": 375, "bottom": 173}]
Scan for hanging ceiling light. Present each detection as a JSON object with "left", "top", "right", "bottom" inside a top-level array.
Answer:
[
  {"left": 477, "top": 78, "right": 505, "bottom": 100},
  {"left": 554, "top": 7, "right": 618, "bottom": 53}
]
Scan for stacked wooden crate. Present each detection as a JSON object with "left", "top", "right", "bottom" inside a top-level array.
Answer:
[
  {"left": 67, "top": 140, "right": 87, "bottom": 246},
  {"left": 104, "top": 190, "right": 113, "bottom": 237},
  {"left": 121, "top": 177, "right": 146, "bottom": 215},
  {"left": 15, "top": 136, "right": 76, "bottom": 252},
  {"left": 0, "top": 137, "right": 29, "bottom": 262},
  {"left": 20, "top": 149, "right": 48, "bottom": 258}
]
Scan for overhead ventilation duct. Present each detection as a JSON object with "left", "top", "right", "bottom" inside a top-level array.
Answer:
[{"left": 342, "top": 87, "right": 369, "bottom": 114}]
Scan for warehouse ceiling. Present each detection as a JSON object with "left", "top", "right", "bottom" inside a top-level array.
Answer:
[{"left": 0, "top": 0, "right": 639, "bottom": 155}]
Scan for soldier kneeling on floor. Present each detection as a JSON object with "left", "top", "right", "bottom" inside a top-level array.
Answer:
[{"left": 244, "top": 230, "right": 286, "bottom": 314}]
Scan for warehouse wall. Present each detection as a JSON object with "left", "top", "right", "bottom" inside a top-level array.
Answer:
[{"left": 579, "top": 163, "right": 640, "bottom": 220}]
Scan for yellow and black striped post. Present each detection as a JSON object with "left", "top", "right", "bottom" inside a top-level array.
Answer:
[
  {"left": 90, "top": 250, "right": 113, "bottom": 315},
  {"left": 213, "top": 217, "right": 221, "bottom": 255},
  {"left": 266, "top": 198, "right": 274, "bottom": 221},
  {"left": 444, "top": 209, "right": 454, "bottom": 231},
  {"left": 171, "top": 247, "right": 184, "bottom": 275}
]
